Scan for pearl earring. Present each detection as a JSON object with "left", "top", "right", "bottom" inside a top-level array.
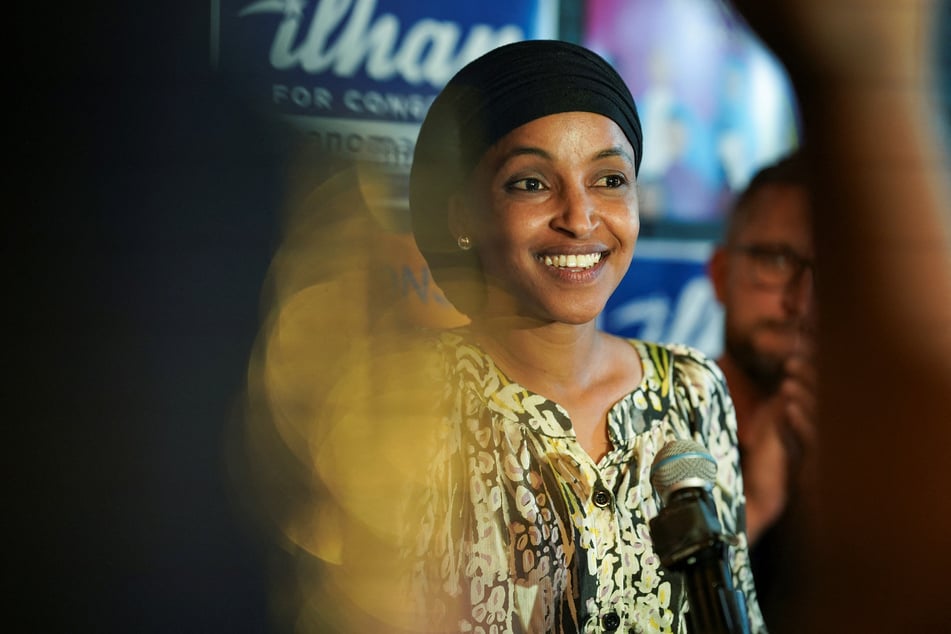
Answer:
[{"left": 457, "top": 235, "right": 472, "bottom": 251}]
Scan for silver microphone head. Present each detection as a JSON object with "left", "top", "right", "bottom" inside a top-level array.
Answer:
[{"left": 650, "top": 439, "right": 718, "bottom": 504}]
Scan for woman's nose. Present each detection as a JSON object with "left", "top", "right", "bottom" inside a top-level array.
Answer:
[{"left": 552, "top": 185, "right": 599, "bottom": 238}]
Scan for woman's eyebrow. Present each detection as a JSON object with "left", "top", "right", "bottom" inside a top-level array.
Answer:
[
  {"left": 593, "top": 146, "right": 635, "bottom": 165},
  {"left": 498, "top": 145, "right": 634, "bottom": 166},
  {"left": 501, "top": 146, "right": 552, "bottom": 161}
]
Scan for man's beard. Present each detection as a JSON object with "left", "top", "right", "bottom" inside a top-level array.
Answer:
[{"left": 724, "top": 325, "right": 792, "bottom": 395}]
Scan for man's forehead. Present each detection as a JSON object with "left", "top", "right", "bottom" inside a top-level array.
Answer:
[{"left": 741, "top": 187, "right": 810, "bottom": 230}]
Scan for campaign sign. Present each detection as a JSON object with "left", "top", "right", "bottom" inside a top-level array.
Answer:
[
  {"left": 211, "top": 0, "right": 559, "bottom": 167},
  {"left": 602, "top": 239, "right": 724, "bottom": 358}
]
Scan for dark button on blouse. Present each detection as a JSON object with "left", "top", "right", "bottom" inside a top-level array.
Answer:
[
  {"left": 592, "top": 487, "right": 612, "bottom": 508},
  {"left": 601, "top": 611, "right": 621, "bottom": 631}
]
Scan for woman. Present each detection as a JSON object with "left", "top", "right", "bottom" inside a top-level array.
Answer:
[{"left": 405, "top": 40, "right": 765, "bottom": 633}]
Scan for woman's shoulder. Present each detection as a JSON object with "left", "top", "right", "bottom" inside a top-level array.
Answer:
[
  {"left": 410, "top": 326, "right": 489, "bottom": 379},
  {"left": 628, "top": 338, "right": 727, "bottom": 394},
  {"left": 627, "top": 338, "right": 719, "bottom": 370}
]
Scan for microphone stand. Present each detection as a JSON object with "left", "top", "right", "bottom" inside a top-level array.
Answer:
[{"left": 649, "top": 487, "right": 751, "bottom": 634}]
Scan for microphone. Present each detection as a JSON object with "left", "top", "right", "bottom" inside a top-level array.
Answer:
[{"left": 649, "top": 439, "right": 751, "bottom": 634}]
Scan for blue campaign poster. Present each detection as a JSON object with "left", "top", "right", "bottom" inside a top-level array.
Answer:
[
  {"left": 602, "top": 239, "right": 724, "bottom": 358},
  {"left": 211, "top": 0, "right": 559, "bottom": 167}
]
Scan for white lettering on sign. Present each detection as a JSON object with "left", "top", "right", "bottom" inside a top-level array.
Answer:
[
  {"left": 273, "top": 84, "right": 334, "bottom": 109},
  {"left": 239, "top": 0, "right": 525, "bottom": 87},
  {"left": 273, "top": 84, "right": 434, "bottom": 119},
  {"left": 605, "top": 276, "right": 723, "bottom": 357},
  {"left": 342, "top": 89, "right": 432, "bottom": 119}
]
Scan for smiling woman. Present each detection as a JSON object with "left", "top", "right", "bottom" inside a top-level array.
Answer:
[
  {"left": 245, "top": 39, "right": 766, "bottom": 634},
  {"left": 451, "top": 111, "right": 641, "bottom": 326},
  {"left": 393, "top": 39, "right": 767, "bottom": 633}
]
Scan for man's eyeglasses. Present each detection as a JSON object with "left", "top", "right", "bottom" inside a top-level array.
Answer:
[{"left": 730, "top": 243, "right": 814, "bottom": 288}]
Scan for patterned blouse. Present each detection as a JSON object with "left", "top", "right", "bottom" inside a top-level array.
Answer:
[{"left": 405, "top": 331, "right": 766, "bottom": 633}]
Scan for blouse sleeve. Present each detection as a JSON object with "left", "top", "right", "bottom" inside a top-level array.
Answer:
[
  {"left": 669, "top": 344, "right": 768, "bottom": 633},
  {"left": 394, "top": 333, "right": 470, "bottom": 630}
]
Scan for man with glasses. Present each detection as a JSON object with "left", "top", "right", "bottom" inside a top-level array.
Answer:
[{"left": 707, "top": 152, "right": 816, "bottom": 628}]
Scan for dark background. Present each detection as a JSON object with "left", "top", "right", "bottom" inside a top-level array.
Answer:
[{"left": 10, "top": 4, "right": 286, "bottom": 631}]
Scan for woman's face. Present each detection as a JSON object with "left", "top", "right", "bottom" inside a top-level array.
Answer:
[{"left": 457, "top": 111, "right": 640, "bottom": 325}]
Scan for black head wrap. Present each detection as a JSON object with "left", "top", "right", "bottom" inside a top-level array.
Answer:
[{"left": 409, "top": 39, "right": 643, "bottom": 316}]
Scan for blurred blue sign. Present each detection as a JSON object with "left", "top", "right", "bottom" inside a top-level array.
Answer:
[
  {"left": 212, "top": 0, "right": 558, "bottom": 166},
  {"left": 603, "top": 239, "right": 723, "bottom": 357}
]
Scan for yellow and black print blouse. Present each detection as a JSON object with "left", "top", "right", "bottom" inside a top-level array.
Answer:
[{"left": 406, "top": 331, "right": 766, "bottom": 634}]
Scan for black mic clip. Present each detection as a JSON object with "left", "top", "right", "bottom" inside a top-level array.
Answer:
[
  {"left": 649, "top": 440, "right": 752, "bottom": 634},
  {"left": 650, "top": 486, "right": 738, "bottom": 567}
]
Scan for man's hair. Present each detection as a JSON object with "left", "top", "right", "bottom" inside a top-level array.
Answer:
[{"left": 722, "top": 150, "right": 809, "bottom": 244}]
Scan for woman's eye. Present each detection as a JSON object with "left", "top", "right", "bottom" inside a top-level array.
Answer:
[
  {"left": 508, "top": 177, "right": 546, "bottom": 192},
  {"left": 598, "top": 174, "right": 626, "bottom": 188}
]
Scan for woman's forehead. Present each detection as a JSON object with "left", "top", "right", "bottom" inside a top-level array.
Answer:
[{"left": 481, "top": 112, "right": 635, "bottom": 166}]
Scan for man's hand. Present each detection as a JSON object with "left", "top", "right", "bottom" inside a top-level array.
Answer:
[{"left": 741, "top": 341, "right": 817, "bottom": 544}]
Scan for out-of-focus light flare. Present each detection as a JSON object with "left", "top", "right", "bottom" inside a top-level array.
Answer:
[{"left": 237, "top": 158, "right": 468, "bottom": 632}]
